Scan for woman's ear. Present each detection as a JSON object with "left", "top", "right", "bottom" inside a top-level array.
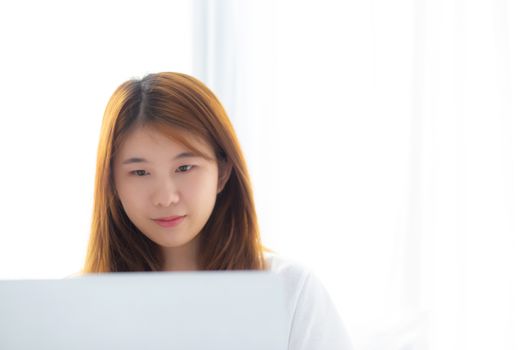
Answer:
[{"left": 217, "top": 159, "right": 233, "bottom": 194}]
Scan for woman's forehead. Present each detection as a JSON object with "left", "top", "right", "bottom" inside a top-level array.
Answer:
[{"left": 117, "top": 125, "right": 215, "bottom": 160}]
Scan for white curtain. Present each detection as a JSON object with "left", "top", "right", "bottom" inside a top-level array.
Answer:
[
  {"left": 411, "top": 1, "right": 524, "bottom": 349},
  {"left": 193, "top": 1, "right": 525, "bottom": 349}
]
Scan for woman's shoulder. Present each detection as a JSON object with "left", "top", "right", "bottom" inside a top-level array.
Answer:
[
  {"left": 263, "top": 252, "right": 354, "bottom": 349},
  {"left": 263, "top": 252, "right": 321, "bottom": 304},
  {"left": 64, "top": 271, "right": 86, "bottom": 279},
  {"left": 264, "top": 252, "right": 313, "bottom": 282}
]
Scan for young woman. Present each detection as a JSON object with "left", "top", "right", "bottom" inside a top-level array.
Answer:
[{"left": 83, "top": 72, "right": 353, "bottom": 349}]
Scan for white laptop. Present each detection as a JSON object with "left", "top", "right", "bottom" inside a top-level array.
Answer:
[{"left": 0, "top": 272, "right": 288, "bottom": 350}]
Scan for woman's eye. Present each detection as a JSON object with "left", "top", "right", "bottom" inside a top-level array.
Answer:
[
  {"left": 129, "top": 166, "right": 193, "bottom": 176},
  {"left": 131, "top": 170, "right": 148, "bottom": 176},
  {"left": 177, "top": 165, "right": 194, "bottom": 173}
]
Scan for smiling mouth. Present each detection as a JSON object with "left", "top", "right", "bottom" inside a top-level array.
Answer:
[
  {"left": 153, "top": 216, "right": 186, "bottom": 228},
  {"left": 153, "top": 215, "right": 185, "bottom": 221}
]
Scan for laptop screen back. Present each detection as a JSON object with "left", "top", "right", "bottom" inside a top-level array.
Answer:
[{"left": 0, "top": 272, "right": 287, "bottom": 350}]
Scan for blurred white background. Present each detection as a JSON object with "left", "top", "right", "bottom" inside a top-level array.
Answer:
[{"left": 1, "top": 1, "right": 524, "bottom": 349}]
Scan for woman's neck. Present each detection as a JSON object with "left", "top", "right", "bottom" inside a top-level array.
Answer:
[{"left": 160, "top": 236, "right": 200, "bottom": 271}]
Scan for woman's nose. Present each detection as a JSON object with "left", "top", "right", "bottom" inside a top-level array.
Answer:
[{"left": 152, "top": 179, "right": 181, "bottom": 207}]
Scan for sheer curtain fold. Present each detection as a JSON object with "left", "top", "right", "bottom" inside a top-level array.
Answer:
[
  {"left": 414, "top": 1, "right": 521, "bottom": 349},
  {"left": 192, "top": 0, "right": 239, "bottom": 124}
]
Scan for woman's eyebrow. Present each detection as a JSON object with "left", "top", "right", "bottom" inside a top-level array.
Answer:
[{"left": 121, "top": 152, "right": 199, "bottom": 165}]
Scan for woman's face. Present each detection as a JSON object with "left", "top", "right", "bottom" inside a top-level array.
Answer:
[{"left": 113, "top": 126, "right": 222, "bottom": 252}]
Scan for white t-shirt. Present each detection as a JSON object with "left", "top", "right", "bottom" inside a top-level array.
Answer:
[{"left": 265, "top": 253, "right": 354, "bottom": 350}]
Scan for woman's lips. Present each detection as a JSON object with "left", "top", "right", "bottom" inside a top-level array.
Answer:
[{"left": 153, "top": 215, "right": 185, "bottom": 228}]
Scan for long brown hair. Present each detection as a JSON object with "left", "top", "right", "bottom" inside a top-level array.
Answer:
[{"left": 83, "top": 72, "right": 265, "bottom": 272}]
